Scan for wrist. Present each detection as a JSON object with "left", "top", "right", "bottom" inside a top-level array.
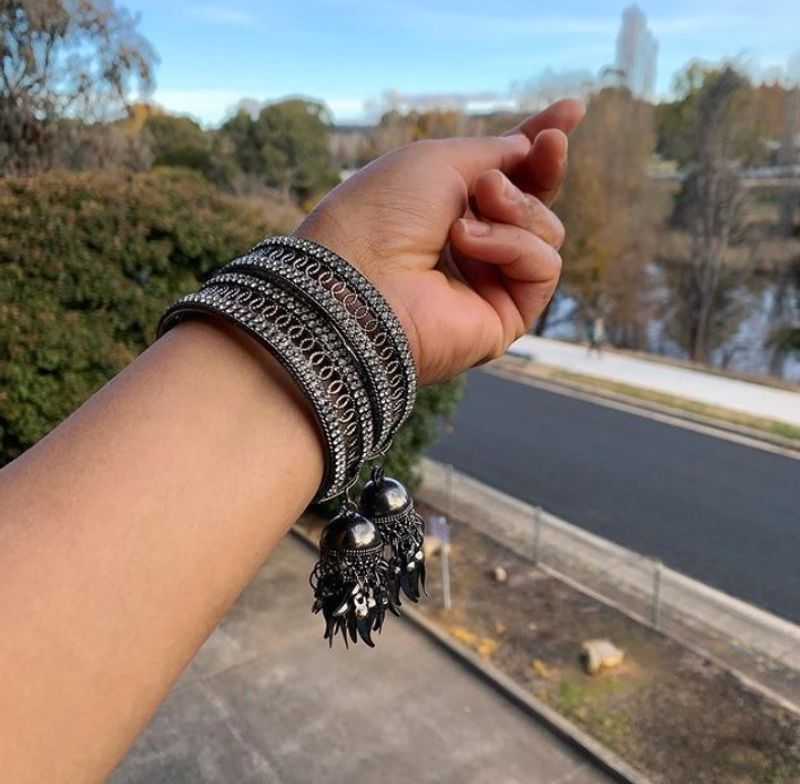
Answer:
[
  {"left": 294, "top": 215, "right": 424, "bottom": 380},
  {"left": 157, "top": 235, "right": 417, "bottom": 501}
]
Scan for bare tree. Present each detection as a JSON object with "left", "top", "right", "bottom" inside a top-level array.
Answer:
[
  {"left": 0, "top": 0, "right": 156, "bottom": 174},
  {"left": 767, "top": 56, "right": 800, "bottom": 374},
  {"left": 546, "top": 6, "right": 659, "bottom": 345},
  {"left": 670, "top": 67, "right": 754, "bottom": 361}
]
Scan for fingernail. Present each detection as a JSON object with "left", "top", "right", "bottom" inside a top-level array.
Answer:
[{"left": 461, "top": 218, "right": 490, "bottom": 237}]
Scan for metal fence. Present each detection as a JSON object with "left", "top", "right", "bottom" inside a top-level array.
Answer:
[{"left": 418, "top": 457, "right": 800, "bottom": 711}]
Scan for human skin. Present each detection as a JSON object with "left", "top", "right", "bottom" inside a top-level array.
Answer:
[{"left": 0, "top": 99, "right": 584, "bottom": 781}]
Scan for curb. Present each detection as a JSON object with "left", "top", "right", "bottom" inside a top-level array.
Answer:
[
  {"left": 489, "top": 359, "right": 800, "bottom": 457},
  {"left": 290, "top": 524, "right": 654, "bottom": 784}
]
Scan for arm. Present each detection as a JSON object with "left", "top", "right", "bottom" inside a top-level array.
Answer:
[
  {"left": 0, "top": 100, "right": 584, "bottom": 782},
  {"left": 0, "top": 320, "right": 324, "bottom": 780}
]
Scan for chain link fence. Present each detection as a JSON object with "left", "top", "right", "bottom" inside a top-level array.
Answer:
[{"left": 418, "top": 458, "right": 800, "bottom": 710}]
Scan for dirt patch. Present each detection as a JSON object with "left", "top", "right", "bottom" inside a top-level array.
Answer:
[{"left": 410, "top": 505, "right": 800, "bottom": 784}]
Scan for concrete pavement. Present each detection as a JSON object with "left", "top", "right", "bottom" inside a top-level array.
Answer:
[
  {"left": 111, "top": 536, "right": 616, "bottom": 784},
  {"left": 510, "top": 336, "right": 800, "bottom": 427}
]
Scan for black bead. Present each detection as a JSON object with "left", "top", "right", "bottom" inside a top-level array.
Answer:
[
  {"left": 320, "top": 510, "right": 383, "bottom": 552},
  {"left": 359, "top": 473, "right": 412, "bottom": 518}
]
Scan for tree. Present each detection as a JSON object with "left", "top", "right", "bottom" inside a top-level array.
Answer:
[
  {"left": 522, "top": 5, "right": 660, "bottom": 345},
  {"left": 555, "top": 86, "right": 659, "bottom": 347},
  {"left": 0, "top": 0, "right": 155, "bottom": 174},
  {"left": 0, "top": 170, "right": 271, "bottom": 461},
  {"left": 666, "top": 66, "right": 756, "bottom": 361},
  {"left": 217, "top": 99, "right": 339, "bottom": 203},
  {"left": 144, "top": 113, "right": 212, "bottom": 171}
]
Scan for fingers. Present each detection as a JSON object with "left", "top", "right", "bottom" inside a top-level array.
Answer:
[
  {"left": 450, "top": 218, "right": 562, "bottom": 329},
  {"left": 518, "top": 129, "right": 569, "bottom": 205},
  {"left": 504, "top": 99, "right": 585, "bottom": 204},
  {"left": 472, "top": 169, "right": 565, "bottom": 249},
  {"left": 504, "top": 98, "right": 586, "bottom": 141},
  {"left": 433, "top": 133, "right": 531, "bottom": 182}
]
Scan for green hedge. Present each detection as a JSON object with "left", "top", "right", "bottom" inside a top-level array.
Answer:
[{"left": 0, "top": 169, "right": 461, "bottom": 485}]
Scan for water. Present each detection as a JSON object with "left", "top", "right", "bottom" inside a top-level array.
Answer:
[{"left": 544, "top": 275, "right": 800, "bottom": 383}]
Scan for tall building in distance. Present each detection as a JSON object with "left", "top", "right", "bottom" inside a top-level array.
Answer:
[{"left": 615, "top": 4, "right": 658, "bottom": 100}]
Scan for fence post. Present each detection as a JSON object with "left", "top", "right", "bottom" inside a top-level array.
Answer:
[
  {"left": 445, "top": 463, "right": 454, "bottom": 519},
  {"left": 441, "top": 465, "right": 454, "bottom": 611},
  {"left": 651, "top": 561, "right": 663, "bottom": 628},
  {"left": 533, "top": 506, "right": 543, "bottom": 565}
]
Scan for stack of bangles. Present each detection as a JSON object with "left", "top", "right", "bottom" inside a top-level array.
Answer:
[{"left": 157, "top": 236, "right": 426, "bottom": 648}]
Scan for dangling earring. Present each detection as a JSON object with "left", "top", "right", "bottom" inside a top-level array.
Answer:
[
  {"left": 359, "top": 464, "right": 426, "bottom": 606},
  {"left": 310, "top": 506, "right": 396, "bottom": 648}
]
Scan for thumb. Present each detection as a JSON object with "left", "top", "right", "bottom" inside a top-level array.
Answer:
[{"left": 438, "top": 133, "right": 531, "bottom": 182}]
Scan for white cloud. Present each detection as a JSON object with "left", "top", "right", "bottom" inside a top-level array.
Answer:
[{"left": 324, "top": 97, "right": 367, "bottom": 122}]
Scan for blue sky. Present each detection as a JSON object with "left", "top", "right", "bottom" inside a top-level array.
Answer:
[{"left": 127, "top": 0, "right": 800, "bottom": 125}]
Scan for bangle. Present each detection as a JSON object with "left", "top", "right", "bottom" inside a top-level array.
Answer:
[
  {"left": 157, "top": 236, "right": 416, "bottom": 500},
  {"left": 250, "top": 236, "right": 417, "bottom": 436},
  {"left": 157, "top": 235, "right": 426, "bottom": 648}
]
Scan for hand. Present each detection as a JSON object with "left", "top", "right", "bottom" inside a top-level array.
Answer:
[{"left": 295, "top": 99, "right": 586, "bottom": 384}]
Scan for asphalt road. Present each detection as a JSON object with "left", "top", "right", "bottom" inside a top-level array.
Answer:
[{"left": 428, "top": 369, "right": 800, "bottom": 624}]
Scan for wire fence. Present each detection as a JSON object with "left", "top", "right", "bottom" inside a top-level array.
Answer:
[{"left": 418, "top": 458, "right": 800, "bottom": 710}]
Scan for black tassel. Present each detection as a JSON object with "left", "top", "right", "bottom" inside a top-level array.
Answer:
[
  {"left": 359, "top": 466, "right": 426, "bottom": 605},
  {"left": 310, "top": 509, "right": 392, "bottom": 648}
]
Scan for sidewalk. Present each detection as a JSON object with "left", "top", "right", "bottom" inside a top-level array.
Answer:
[
  {"left": 111, "top": 536, "right": 615, "bottom": 784},
  {"left": 510, "top": 336, "right": 800, "bottom": 427}
]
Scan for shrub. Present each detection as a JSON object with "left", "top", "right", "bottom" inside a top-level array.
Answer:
[
  {"left": 0, "top": 169, "right": 272, "bottom": 461},
  {"left": 0, "top": 169, "right": 462, "bottom": 486}
]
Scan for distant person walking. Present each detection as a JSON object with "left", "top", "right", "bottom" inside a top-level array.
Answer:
[{"left": 587, "top": 316, "right": 605, "bottom": 357}]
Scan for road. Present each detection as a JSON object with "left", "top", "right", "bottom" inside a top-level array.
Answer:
[{"left": 428, "top": 370, "right": 800, "bottom": 624}]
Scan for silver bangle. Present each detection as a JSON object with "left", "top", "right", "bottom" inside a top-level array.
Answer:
[
  {"left": 156, "top": 236, "right": 418, "bottom": 502},
  {"left": 253, "top": 236, "right": 417, "bottom": 433}
]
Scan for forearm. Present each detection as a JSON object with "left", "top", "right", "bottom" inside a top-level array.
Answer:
[
  {"left": 0, "top": 99, "right": 583, "bottom": 781},
  {"left": 0, "top": 319, "right": 323, "bottom": 782}
]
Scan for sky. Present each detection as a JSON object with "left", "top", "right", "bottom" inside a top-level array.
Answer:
[{"left": 125, "top": 0, "right": 800, "bottom": 126}]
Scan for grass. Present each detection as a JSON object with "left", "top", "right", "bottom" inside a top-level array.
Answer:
[
  {"left": 552, "top": 369, "right": 800, "bottom": 442},
  {"left": 553, "top": 676, "right": 635, "bottom": 746},
  {"left": 493, "top": 357, "right": 800, "bottom": 443}
]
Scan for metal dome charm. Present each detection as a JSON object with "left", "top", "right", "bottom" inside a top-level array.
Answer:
[
  {"left": 310, "top": 508, "right": 395, "bottom": 648},
  {"left": 359, "top": 465, "right": 426, "bottom": 605}
]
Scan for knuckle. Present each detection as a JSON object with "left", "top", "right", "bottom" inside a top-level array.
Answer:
[
  {"left": 552, "top": 217, "right": 566, "bottom": 249},
  {"left": 550, "top": 247, "right": 564, "bottom": 275},
  {"left": 521, "top": 193, "right": 544, "bottom": 221},
  {"left": 487, "top": 340, "right": 507, "bottom": 361}
]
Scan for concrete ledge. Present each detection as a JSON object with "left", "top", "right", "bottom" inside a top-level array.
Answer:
[{"left": 291, "top": 525, "right": 654, "bottom": 784}]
